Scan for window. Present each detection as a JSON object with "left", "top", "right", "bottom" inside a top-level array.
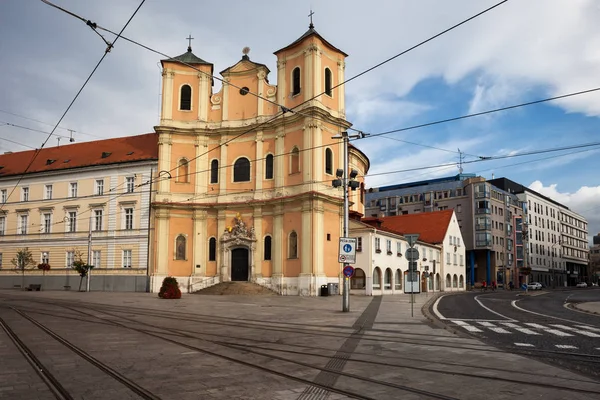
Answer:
[
  {"left": 373, "top": 268, "right": 381, "bottom": 289},
  {"left": 384, "top": 269, "right": 392, "bottom": 289},
  {"left": 446, "top": 252, "right": 450, "bottom": 263},
  {"left": 96, "top": 179, "right": 104, "bottom": 195},
  {"left": 0, "top": 216, "right": 5, "bottom": 236},
  {"left": 397, "top": 242, "right": 402, "bottom": 255},
  {"left": 209, "top": 237, "right": 216, "bottom": 261},
  {"left": 176, "top": 235, "right": 186, "bottom": 260},
  {"left": 210, "top": 159, "right": 219, "bottom": 184},
  {"left": 456, "top": 204, "right": 462, "bottom": 213},
  {"left": 177, "top": 159, "right": 189, "bottom": 183},
  {"left": 290, "top": 147, "right": 300, "bottom": 174},
  {"left": 233, "top": 157, "right": 251, "bottom": 182},
  {"left": 265, "top": 154, "right": 274, "bottom": 180},
  {"left": 68, "top": 211, "right": 77, "bottom": 232},
  {"left": 41, "top": 252, "right": 49, "bottom": 264},
  {"left": 94, "top": 210, "right": 103, "bottom": 231},
  {"left": 357, "top": 237, "right": 363, "bottom": 252},
  {"left": 289, "top": 231, "right": 298, "bottom": 259},
  {"left": 386, "top": 240, "right": 392, "bottom": 255},
  {"left": 122, "top": 250, "right": 132, "bottom": 268},
  {"left": 453, "top": 254, "right": 457, "bottom": 265},
  {"left": 324, "top": 68, "right": 332, "bottom": 96},
  {"left": 43, "top": 213, "right": 51, "bottom": 234},
  {"left": 180, "top": 84, "right": 192, "bottom": 110},
  {"left": 70, "top": 182, "right": 78, "bottom": 198},
  {"left": 45, "top": 185, "right": 53, "bottom": 200},
  {"left": 19, "top": 215, "right": 28, "bottom": 235},
  {"left": 124, "top": 208, "right": 134, "bottom": 230},
  {"left": 325, "top": 148, "right": 333, "bottom": 175},
  {"left": 264, "top": 235, "right": 272, "bottom": 260},
  {"left": 22, "top": 187, "right": 29, "bottom": 202},
  {"left": 66, "top": 251, "right": 74, "bottom": 268},
  {"left": 126, "top": 177, "right": 135, "bottom": 193},
  {"left": 0, "top": 253, "right": 2, "bottom": 268},
  {"left": 375, "top": 237, "right": 381, "bottom": 252},
  {"left": 292, "top": 67, "right": 301, "bottom": 95},
  {"left": 92, "top": 251, "right": 101, "bottom": 268},
  {"left": 1, "top": 189, "right": 6, "bottom": 204},
  {"left": 395, "top": 270, "right": 402, "bottom": 290}
]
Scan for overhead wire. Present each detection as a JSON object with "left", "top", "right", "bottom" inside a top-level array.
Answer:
[{"left": 0, "top": 109, "right": 104, "bottom": 139}]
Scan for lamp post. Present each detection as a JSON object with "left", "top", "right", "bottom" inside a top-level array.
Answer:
[{"left": 332, "top": 131, "right": 362, "bottom": 313}]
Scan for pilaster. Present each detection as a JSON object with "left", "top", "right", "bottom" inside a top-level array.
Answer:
[
  {"left": 257, "top": 71, "right": 266, "bottom": 116},
  {"left": 222, "top": 77, "right": 230, "bottom": 120},
  {"left": 274, "top": 130, "right": 285, "bottom": 188},
  {"left": 198, "top": 73, "right": 209, "bottom": 121},
  {"left": 253, "top": 206, "right": 263, "bottom": 278},
  {"left": 193, "top": 209, "right": 207, "bottom": 276},
  {"left": 219, "top": 140, "right": 228, "bottom": 196},
  {"left": 217, "top": 210, "right": 227, "bottom": 280},
  {"left": 304, "top": 45, "right": 317, "bottom": 100},
  {"left": 273, "top": 205, "right": 284, "bottom": 275},
  {"left": 162, "top": 70, "right": 175, "bottom": 121},
  {"left": 313, "top": 200, "right": 325, "bottom": 275},
  {"left": 157, "top": 134, "right": 172, "bottom": 194},
  {"left": 255, "top": 132, "right": 264, "bottom": 195},
  {"left": 195, "top": 137, "right": 208, "bottom": 195},
  {"left": 337, "top": 61, "right": 345, "bottom": 117},
  {"left": 155, "top": 208, "right": 170, "bottom": 275},
  {"left": 301, "top": 200, "right": 312, "bottom": 275},
  {"left": 276, "top": 60, "right": 287, "bottom": 106}
]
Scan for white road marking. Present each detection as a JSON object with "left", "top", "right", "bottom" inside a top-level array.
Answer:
[
  {"left": 500, "top": 322, "right": 541, "bottom": 335},
  {"left": 514, "top": 342, "right": 535, "bottom": 347},
  {"left": 477, "top": 321, "right": 511, "bottom": 333},
  {"left": 551, "top": 324, "right": 600, "bottom": 338},
  {"left": 452, "top": 320, "right": 483, "bottom": 332},
  {"left": 475, "top": 295, "right": 515, "bottom": 321},
  {"left": 576, "top": 325, "right": 600, "bottom": 333},
  {"left": 555, "top": 345, "right": 578, "bottom": 349},
  {"left": 432, "top": 295, "right": 447, "bottom": 320},
  {"left": 525, "top": 323, "right": 573, "bottom": 337},
  {"left": 512, "top": 300, "right": 596, "bottom": 327}
]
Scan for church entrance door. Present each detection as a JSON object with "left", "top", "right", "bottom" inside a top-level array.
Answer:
[{"left": 231, "top": 248, "right": 249, "bottom": 281}]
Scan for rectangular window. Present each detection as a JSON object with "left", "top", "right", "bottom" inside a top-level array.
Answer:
[
  {"left": 94, "top": 210, "right": 103, "bottom": 231},
  {"left": 92, "top": 251, "right": 101, "bottom": 268},
  {"left": 460, "top": 255, "right": 464, "bottom": 266},
  {"left": 386, "top": 240, "right": 392, "bottom": 254},
  {"left": 68, "top": 211, "right": 77, "bottom": 232},
  {"left": 0, "top": 189, "right": 6, "bottom": 204},
  {"left": 124, "top": 208, "right": 134, "bottom": 230},
  {"left": 397, "top": 242, "right": 402, "bottom": 255},
  {"left": 96, "top": 180, "right": 104, "bottom": 195},
  {"left": 41, "top": 252, "right": 49, "bottom": 264},
  {"left": 66, "top": 251, "right": 74, "bottom": 268},
  {"left": 43, "top": 213, "right": 51, "bottom": 234},
  {"left": 45, "top": 184, "right": 53, "bottom": 200},
  {"left": 22, "top": 187, "right": 29, "bottom": 202},
  {"left": 446, "top": 252, "right": 450, "bottom": 264},
  {"left": 453, "top": 254, "right": 457, "bottom": 265},
  {"left": 375, "top": 237, "right": 381, "bottom": 252},
  {"left": 123, "top": 250, "right": 132, "bottom": 268},
  {"left": 356, "top": 237, "right": 363, "bottom": 252},
  {"left": 70, "top": 182, "right": 78, "bottom": 198},
  {"left": 19, "top": 215, "right": 28, "bottom": 235},
  {"left": 0, "top": 216, "right": 5, "bottom": 236},
  {"left": 126, "top": 177, "right": 135, "bottom": 193},
  {"left": 476, "top": 232, "right": 492, "bottom": 247}
]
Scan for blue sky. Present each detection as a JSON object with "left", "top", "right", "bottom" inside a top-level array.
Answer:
[{"left": 0, "top": 0, "right": 598, "bottom": 237}]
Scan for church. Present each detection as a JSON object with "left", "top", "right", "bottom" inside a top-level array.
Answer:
[{"left": 150, "top": 21, "right": 370, "bottom": 295}]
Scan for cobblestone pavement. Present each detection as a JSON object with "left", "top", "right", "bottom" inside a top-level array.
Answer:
[{"left": 0, "top": 289, "right": 599, "bottom": 400}]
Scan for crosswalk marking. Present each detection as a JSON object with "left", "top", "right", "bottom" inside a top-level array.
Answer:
[
  {"left": 524, "top": 323, "right": 573, "bottom": 337},
  {"left": 477, "top": 321, "right": 510, "bottom": 334},
  {"left": 500, "top": 322, "right": 541, "bottom": 335},
  {"left": 555, "top": 345, "right": 578, "bottom": 349},
  {"left": 514, "top": 342, "right": 535, "bottom": 347},
  {"left": 452, "top": 320, "right": 483, "bottom": 332},
  {"left": 576, "top": 325, "right": 600, "bottom": 333},
  {"left": 551, "top": 324, "right": 600, "bottom": 338}
]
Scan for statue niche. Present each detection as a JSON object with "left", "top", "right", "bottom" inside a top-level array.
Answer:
[{"left": 220, "top": 213, "right": 256, "bottom": 282}]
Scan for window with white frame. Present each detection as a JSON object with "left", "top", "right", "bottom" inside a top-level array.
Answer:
[
  {"left": 446, "top": 252, "right": 450, "bottom": 264},
  {"left": 70, "top": 182, "right": 78, "bottom": 198},
  {"left": 356, "top": 237, "right": 363, "bottom": 252},
  {"left": 43, "top": 213, "right": 51, "bottom": 233},
  {"left": 124, "top": 208, "right": 134, "bottom": 230},
  {"left": 22, "top": 187, "right": 29, "bottom": 202},
  {"left": 94, "top": 210, "right": 103, "bottom": 231},
  {"left": 453, "top": 254, "right": 457, "bottom": 265},
  {"left": 0, "top": 216, "right": 5, "bottom": 236},
  {"left": 45, "top": 184, "right": 53, "bottom": 200},
  {"left": 386, "top": 240, "right": 392, "bottom": 254},
  {"left": 457, "top": 237, "right": 461, "bottom": 247},
  {"left": 19, "top": 214, "right": 28, "bottom": 234},
  {"left": 92, "top": 250, "right": 101, "bottom": 268},
  {"left": 375, "top": 237, "right": 381, "bottom": 252},
  {"left": 460, "top": 255, "right": 464, "bottom": 266},
  {"left": 68, "top": 211, "right": 77, "bottom": 232},
  {"left": 41, "top": 252, "right": 49, "bottom": 264},
  {"left": 1, "top": 189, "right": 6, "bottom": 204},
  {"left": 123, "top": 250, "right": 132, "bottom": 268},
  {"left": 0, "top": 253, "right": 2, "bottom": 267},
  {"left": 126, "top": 176, "right": 135, "bottom": 193},
  {"left": 397, "top": 242, "right": 402, "bottom": 254},
  {"left": 95, "top": 180, "right": 104, "bottom": 195},
  {"left": 429, "top": 249, "right": 433, "bottom": 261},
  {"left": 66, "top": 251, "right": 74, "bottom": 268}
]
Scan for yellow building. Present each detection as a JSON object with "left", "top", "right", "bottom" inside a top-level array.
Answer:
[
  {"left": 152, "top": 23, "right": 369, "bottom": 295},
  {"left": 0, "top": 134, "right": 157, "bottom": 291}
]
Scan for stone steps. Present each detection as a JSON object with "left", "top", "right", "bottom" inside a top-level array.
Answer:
[{"left": 194, "top": 281, "right": 277, "bottom": 296}]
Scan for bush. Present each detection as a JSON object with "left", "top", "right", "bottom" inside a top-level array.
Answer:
[
  {"left": 158, "top": 276, "right": 181, "bottom": 299},
  {"left": 37, "top": 263, "right": 51, "bottom": 271}
]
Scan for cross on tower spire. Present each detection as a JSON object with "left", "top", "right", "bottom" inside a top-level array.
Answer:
[
  {"left": 186, "top": 34, "right": 194, "bottom": 52},
  {"left": 308, "top": 9, "right": 315, "bottom": 29}
]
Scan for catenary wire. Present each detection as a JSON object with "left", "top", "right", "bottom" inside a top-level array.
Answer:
[{"left": 0, "top": 109, "right": 105, "bottom": 139}]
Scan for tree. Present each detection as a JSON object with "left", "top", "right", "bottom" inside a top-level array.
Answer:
[
  {"left": 11, "top": 248, "right": 36, "bottom": 289},
  {"left": 71, "top": 250, "right": 94, "bottom": 291}
]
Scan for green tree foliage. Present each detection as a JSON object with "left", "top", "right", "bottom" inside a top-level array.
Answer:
[{"left": 11, "top": 248, "right": 36, "bottom": 270}]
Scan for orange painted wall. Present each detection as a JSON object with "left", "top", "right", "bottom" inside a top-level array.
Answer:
[
  {"left": 283, "top": 209, "right": 302, "bottom": 277},
  {"left": 226, "top": 139, "right": 256, "bottom": 191},
  {"left": 226, "top": 73, "right": 259, "bottom": 120},
  {"left": 284, "top": 128, "right": 304, "bottom": 187},
  {"left": 205, "top": 213, "right": 219, "bottom": 276},
  {"left": 324, "top": 205, "right": 342, "bottom": 277},
  {"left": 170, "top": 142, "right": 196, "bottom": 194},
  {"left": 167, "top": 211, "right": 193, "bottom": 276}
]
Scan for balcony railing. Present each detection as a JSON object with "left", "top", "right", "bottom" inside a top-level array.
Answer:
[
  {"left": 476, "top": 240, "right": 491, "bottom": 247},
  {"left": 474, "top": 191, "right": 490, "bottom": 199},
  {"left": 475, "top": 223, "right": 491, "bottom": 231},
  {"left": 475, "top": 208, "right": 490, "bottom": 215}
]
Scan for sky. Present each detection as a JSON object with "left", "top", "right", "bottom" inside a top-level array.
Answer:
[{"left": 0, "top": 0, "right": 599, "bottom": 240}]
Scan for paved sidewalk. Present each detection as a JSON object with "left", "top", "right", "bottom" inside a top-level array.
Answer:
[
  {"left": 573, "top": 301, "right": 600, "bottom": 315},
  {"left": 0, "top": 290, "right": 599, "bottom": 399}
]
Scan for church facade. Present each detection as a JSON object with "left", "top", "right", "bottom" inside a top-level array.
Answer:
[{"left": 150, "top": 24, "right": 370, "bottom": 295}]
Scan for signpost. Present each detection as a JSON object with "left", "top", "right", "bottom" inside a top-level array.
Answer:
[
  {"left": 343, "top": 265, "right": 355, "bottom": 278},
  {"left": 339, "top": 237, "right": 356, "bottom": 312},
  {"left": 404, "top": 234, "right": 420, "bottom": 317}
]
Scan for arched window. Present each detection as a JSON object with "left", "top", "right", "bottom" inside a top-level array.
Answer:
[
  {"left": 453, "top": 274, "right": 458, "bottom": 288},
  {"left": 395, "top": 270, "right": 402, "bottom": 290},
  {"left": 373, "top": 268, "right": 381, "bottom": 289},
  {"left": 233, "top": 157, "right": 251, "bottom": 182},
  {"left": 351, "top": 268, "right": 365, "bottom": 289},
  {"left": 265, "top": 154, "right": 274, "bottom": 180},
  {"left": 210, "top": 159, "right": 219, "bottom": 184},
  {"left": 292, "top": 67, "right": 301, "bottom": 96},
  {"left": 264, "top": 235, "right": 272, "bottom": 260},
  {"left": 324, "top": 68, "right": 332, "bottom": 97},
  {"left": 459, "top": 275, "right": 464, "bottom": 288},
  {"left": 446, "top": 274, "right": 451, "bottom": 288},
  {"left": 208, "top": 237, "right": 216, "bottom": 261},
  {"left": 176, "top": 235, "right": 186, "bottom": 260},
  {"left": 325, "top": 148, "right": 333, "bottom": 175},
  {"left": 288, "top": 231, "right": 298, "bottom": 259},
  {"left": 290, "top": 147, "right": 300, "bottom": 174},
  {"left": 177, "top": 159, "right": 189, "bottom": 183},
  {"left": 180, "top": 85, "right": 191, "bottom": 110},
  {"left": 384, "top": 268, "right": 392, "bottom": 289}
]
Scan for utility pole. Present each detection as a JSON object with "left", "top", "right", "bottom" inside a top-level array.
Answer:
[
  {"left": 332, "top": 131, "right": 362, "bottom": 312},
  {"left": 86, "top": 212, "right": 92, "bottom": 292}
]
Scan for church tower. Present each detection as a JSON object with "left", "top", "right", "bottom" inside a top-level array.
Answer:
[{"left": 151, "top": 23, "right": 369, "bottom": 296}]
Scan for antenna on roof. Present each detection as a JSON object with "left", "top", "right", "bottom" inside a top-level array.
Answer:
[
  {"left": 457, "top": 148, "right": 464, "bottom": 174},
  {"left": 57, "top": 137, "right": 61, "bottom": 147},
  {"left": 68, "top": 129, "right": 75, "bottom": 143}
]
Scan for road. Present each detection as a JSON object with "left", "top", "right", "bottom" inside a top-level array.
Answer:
[{"left": 431, "top": 287, "right": 600, "bottom": 379}]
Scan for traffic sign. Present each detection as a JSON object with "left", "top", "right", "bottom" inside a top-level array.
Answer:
[
  {"left": 338, "top": 237, "right": 357, "bottom": 264},
  {"left": 405, "top": 234, "right": 420, "bottom": 248},
  {"left": 343, "top": 265, "right": 355, "bottom": 278},
  {"left": 405, "top": 247, "right": 419, "bottom": 261}
]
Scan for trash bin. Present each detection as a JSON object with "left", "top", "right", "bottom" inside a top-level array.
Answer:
[
  {"left": 327, "top": 283, "right": 339, "bottom": 295},
  {"left": 320, "top": 284, "right": 329, "bottom": 296}
]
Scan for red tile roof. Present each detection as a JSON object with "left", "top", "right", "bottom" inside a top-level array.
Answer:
[
  {"left": 0, "top": 133, "right": 158, "bottom": 178},
  {"left": 363, "top": 209, "right": 454, "bottom": 244}
]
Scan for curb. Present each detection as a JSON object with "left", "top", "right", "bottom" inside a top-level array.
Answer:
[
  {"left": 420, "top": 291, "right": 472, "bottom": 338},
  {"left": 567, "top": 302, "right": 600, "bottom": 316}
]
